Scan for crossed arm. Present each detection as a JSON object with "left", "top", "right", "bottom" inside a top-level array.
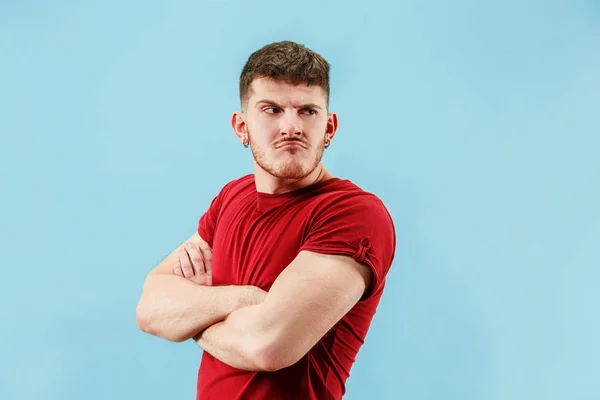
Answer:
[
  {"left": 194, "top": 250, "right": 372, "bottom": 371},
  {"left": 137, "top": 233, "right": 372, "bottom": 372},
  {"left": 136, "top": 233, "right": 266, "bottom": 343}
]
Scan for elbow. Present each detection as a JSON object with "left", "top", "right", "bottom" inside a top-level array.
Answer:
[
  {"left": 249, "top": 338, "right": 301, "bottom": 372},
  {"left": 252, "top": 353, "right": 282, "bottom": 372},
  {"left": 136, "top": 299, "right": 153, "bottom": 334},
  {"left": 136, "top": 278, "right": 156, "bottom": 334},
  {"left": 136, "top": 302, "right": 188, "bottom": 342}
]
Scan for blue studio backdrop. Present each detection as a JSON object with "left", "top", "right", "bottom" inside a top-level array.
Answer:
[{"left": 1, "top": 1, "right": 599, "bottom": 399}]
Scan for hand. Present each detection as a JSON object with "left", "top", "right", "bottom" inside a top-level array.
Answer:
[{"left": 174, "top": 240, "right": 213, "bottom": 286}]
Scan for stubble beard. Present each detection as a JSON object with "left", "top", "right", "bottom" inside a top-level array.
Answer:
[{"left": 248, "top": 131, "right": 325, "bottom": 180}]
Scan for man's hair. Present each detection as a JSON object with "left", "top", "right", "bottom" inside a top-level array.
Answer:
[{"left": 239, "top": 41, "right": 330, "bottom": 109}]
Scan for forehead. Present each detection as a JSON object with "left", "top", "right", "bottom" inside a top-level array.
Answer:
[{"left": 248, "top": 77, "right": 327, "bottom": 107}]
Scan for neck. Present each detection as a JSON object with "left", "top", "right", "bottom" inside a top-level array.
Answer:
[{"left": 254, "top": 163, "right": 333, "bottom": 195}]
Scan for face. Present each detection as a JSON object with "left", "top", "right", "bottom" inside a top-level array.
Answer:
[{"left": 233, "top": 77, "right": 337, "bottom": 180}]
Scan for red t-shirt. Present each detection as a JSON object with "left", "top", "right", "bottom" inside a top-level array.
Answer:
[{"left": 196, "top": 174, "right": 396, "bottom": 400}]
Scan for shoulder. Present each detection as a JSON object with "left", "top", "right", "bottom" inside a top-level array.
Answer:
[
  {"left": 301, "top": 178, "right": 397, "bottom": 298},
  {"left": 216, "top": 174, "right": 255, "bottom": 200},
  {"left": 314, "top": 178, "right": 394, "bottom": 227},
  {"left": 221, "top": 173, "right": 255, "bottom": 191},
  {"left": 308, "top": 177, "right": 396, "bottom": 253}
]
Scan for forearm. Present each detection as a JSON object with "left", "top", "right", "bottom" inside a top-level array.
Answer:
[
  {"left": 136, "top": 273, "right": 255, "bottom": 342},
  {"left": 195, "top": 251, "right": 370, "bottom": 373},
  {"left": 194, "top": 303, "right": 291, "bottom": 372},
  {"left": 194, "top": 304, "right": 270, "bottom": 371}
]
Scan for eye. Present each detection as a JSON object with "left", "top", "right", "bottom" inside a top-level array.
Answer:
[
  {"left": 300, "top": 108, "right": 317, "bottom": 115},
  {"left": 264, "top": 107, "right": 280, "bottom": 114}
]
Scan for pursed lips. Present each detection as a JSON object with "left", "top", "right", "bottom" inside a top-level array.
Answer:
[{"left": 276, "top": 140, "right": 307, "bottom": 149}]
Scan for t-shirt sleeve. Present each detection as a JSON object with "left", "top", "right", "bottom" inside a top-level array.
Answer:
[
  {"left": 197, "top": 175, "right": 252, "bottom": 248},
  {"left": 197, "top": 180, "right": 236, "bottom": 247},
  {"left": 197, "top": 193, "right": 221, "bottom": 248},
  {"left": 299, "top": 194, "right": 396, "bottom": 300}
]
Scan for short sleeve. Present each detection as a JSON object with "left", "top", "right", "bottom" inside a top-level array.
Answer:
[
  {"left": 197, "top": 179, "right": 237, "bottom": 247},
  {"left": 299, "top": 194, "right": 396, "bottom": 300},
  {"left": 197, "top": 193, "right": 222, "bottom": 248},
  {"left": 197, "top": 175, "right": 253, "bottom": 248}
]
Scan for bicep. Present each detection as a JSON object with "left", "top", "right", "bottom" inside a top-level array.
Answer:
[
  {"left": 259, "top": 251, "right": 372, "bottom": 364},
  {"left": 149, "top": 232, "right": 207, "bottom": 276}
]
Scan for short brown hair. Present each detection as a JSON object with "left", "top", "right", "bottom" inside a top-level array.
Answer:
[{"left": 239, "top": 41, "right": 330, "bottom": 109}]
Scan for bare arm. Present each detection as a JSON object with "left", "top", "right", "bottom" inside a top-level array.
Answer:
[
  {"left": 193, "top": 304, "right": 267, "bottom": 370},
  {"left": 194, "top": 250, "right": 372, "bottom": 371},
  {"left": 136, "top": 232, "right": 266, "bottom": 342}
]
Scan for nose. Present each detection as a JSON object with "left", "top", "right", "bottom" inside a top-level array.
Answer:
[{"left": 279, "top": 111, "right": 302, "bottom": 137}]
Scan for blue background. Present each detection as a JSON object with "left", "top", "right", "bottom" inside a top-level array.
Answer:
[{"left": 1, "top": 1, "right": 599, "bottom": 399}]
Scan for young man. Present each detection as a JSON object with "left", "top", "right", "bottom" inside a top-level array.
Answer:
[{"left": 136, "top": 41, "right": 396, "bottom": 400}]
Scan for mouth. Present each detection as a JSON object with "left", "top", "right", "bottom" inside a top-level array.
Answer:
[{"left": 276, "top": 141, "right": 306, "bottom": 149}]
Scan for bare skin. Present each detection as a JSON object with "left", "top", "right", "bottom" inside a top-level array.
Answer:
[{"left": 231, "top": 77, "right": 338, "bottom": 194}]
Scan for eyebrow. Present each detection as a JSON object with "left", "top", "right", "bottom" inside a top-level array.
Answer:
[{"left": 255, "top": 99, "right": 322, "bottom": 110}]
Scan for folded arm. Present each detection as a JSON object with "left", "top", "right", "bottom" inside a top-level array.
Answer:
[
  {"left": 194, "top": 250, "right": 372, "bottom": 371},
  {"left": 136, "top": 232, "right": 265, "bottom": 342}
]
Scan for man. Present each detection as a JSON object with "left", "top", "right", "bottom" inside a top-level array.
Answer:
[{"left": 136, "top": 40, "right": 396, "bottom": 400}]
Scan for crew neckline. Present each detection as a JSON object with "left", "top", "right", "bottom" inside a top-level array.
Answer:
[{"left": 255, "top": 177, "right": 342, "bottom": 212}]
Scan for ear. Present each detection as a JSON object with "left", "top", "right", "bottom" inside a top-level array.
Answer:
[
  {"left": 231, "top": 112, "right": 247, "bottom": 144},
  {"left": 325, "top": 112, "right": 339, "bottom": 142}
]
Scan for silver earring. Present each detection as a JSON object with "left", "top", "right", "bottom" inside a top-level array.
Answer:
[
  {"left": 243, "top": 138, "right": 249, "bottom": 148},
  {"left": 324, "top": 139, "right": 330, "bottom": 149}
]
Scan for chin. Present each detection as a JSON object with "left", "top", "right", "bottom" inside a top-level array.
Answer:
[
  {"left": 253, "top": 147, "right": 322, "bottom": 180},
  {"left": 273, "top": 162, "right": 311, "bottom": 180}
]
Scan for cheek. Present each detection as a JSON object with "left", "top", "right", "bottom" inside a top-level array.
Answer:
[
  {"left": 308, "top": 120, "right": 328, "bottom": 137},
  {"left": 250, "top": 114, "right": 276, "bottom": 129},
  {"left": 311, "top": 115, "right": 328, "bottom": 129},
  {"left": 252, "top": 120, "right": 281, "bottom": 139},
  {"left": 249, "top": 127, "right": 276, "bottom": 147}
]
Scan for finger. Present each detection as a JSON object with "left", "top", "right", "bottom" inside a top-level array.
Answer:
[
  {"left": 197, "top": 240, "right": 213, "bottom": 279},
  {"left": 185, "top": 242, "right": 205, "bottom": 276},
  {"left": 178, "top": 246, "right": 194, "bottom": 279},
  {"left": 173, "top": 259, "right": 183, "bottom": 277}
]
